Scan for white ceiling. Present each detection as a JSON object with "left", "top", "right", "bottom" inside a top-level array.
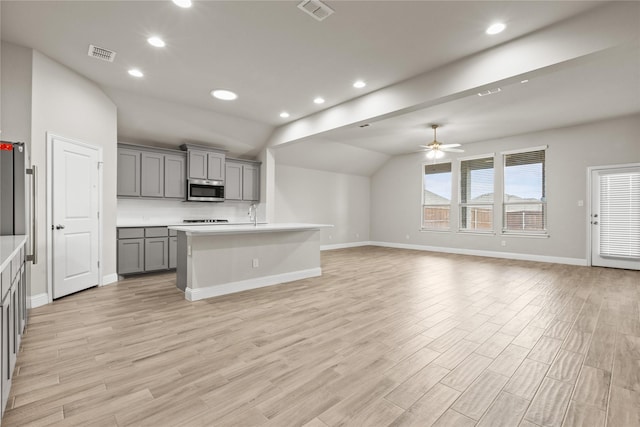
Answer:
[{"left": 2, "top": 1, "right": 638, "bottom": 172}]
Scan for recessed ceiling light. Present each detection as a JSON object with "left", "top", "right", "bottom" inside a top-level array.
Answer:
[
  {"left": 128, "top": 69, "right": 144, "bottom": 78},
  {"left": 353, "top": 80, "right": 366, "bottom": 89},
  {"left": 147, "top": 37, "right": 166, "bottom": 48},
  {"left": 279, "top": 112, "right": 290, "bottom": 118},
  {"left": 172, "top": 0, "right": 192, "bottom": 8},
  {"left": 211, "top": 89, "right": 238, "bottom": 101},
  {"left": 313, "top": 97, "right": 325, "bottom": 104},
  {"left": 486, "top": 23, "right": 506, "bottom": 35}
]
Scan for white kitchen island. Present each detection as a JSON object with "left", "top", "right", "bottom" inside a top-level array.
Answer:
[{"left": 168, "top": 223, "right": 332, "bottom": 301}]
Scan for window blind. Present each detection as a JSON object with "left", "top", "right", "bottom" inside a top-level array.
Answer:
[
  {"left": 599, "top": 172, "right": 640, "bottom": 258},
  {"left": 461, "top": 157, "right": 494, "bottom": 204},
  {"left": 423, "top": 162, "right": 452, "bottom": 230},
  {"left": 503, "top": 149, "right": 546, "bottom": 232},
  {"left": 460, "top": 157, "right": 494, "bottom": 231}
]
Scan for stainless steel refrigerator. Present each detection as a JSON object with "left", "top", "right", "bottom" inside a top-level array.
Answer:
[{"left": 0, "top": 141, "right": 36, "bottom": 260}]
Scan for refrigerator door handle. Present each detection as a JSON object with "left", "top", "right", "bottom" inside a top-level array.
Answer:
[{"left": 26, "top": 166, "right": 37, "bottom": 264}]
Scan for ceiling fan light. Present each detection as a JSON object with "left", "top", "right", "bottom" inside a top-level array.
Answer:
[
  {"left": 434, "top": 150, "right": 445, "bottom": 159},
  {"left": 426, "top": 150, "right": 436, "bottom": 159}
]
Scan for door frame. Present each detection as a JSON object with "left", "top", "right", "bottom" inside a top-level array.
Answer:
[
  {"left": 586, "top": 162, "right": 640, "bottom": 267},
  {"left": 46, "top": 133, "right": 103, "bottom": 303}
]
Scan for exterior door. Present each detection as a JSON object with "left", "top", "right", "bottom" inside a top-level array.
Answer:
[
  {"left": 591, "top": 165, "right": 640, "bottom": 270},
  {"left": 52, "top": 137, "right": 100, "bottom": 298}
]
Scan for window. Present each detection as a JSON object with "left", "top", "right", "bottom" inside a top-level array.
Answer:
[
  {"left": 460, "top": 156, "right": 494, "bottom": 231},
  {"left": 503, "top": 149, "right": 546, "bottom": 233},
  {"left": 422, "top": 162, "right": 452, "bottom": 230}
]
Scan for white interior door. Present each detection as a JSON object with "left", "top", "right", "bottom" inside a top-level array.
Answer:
[
  {"left": 52, "top": 137, "right": 100, "bottom": 298},
  {"left": 591, "top": 166, "right": 640, "bottom": 270}
]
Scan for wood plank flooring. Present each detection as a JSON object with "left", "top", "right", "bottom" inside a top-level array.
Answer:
[{"left": 4, "top": 246, "right": 640, "bottom": 426}]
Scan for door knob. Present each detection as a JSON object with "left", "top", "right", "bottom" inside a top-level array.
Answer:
[
  {"left": 55, "top": 225, "right": 65, "bottom": 230},
  {"left": 591, "top": 221, "right": 598, "bottom": 225}
]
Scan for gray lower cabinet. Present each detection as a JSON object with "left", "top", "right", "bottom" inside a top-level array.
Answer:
[
  {"left": 141, "top": 151, "right": 165, "bottom": 197},
  {"left": 145, "top": 237, "right": 169, "bottom": 271},
  {"left": 0, "top": 242, "right": 28, "bottom": 417},
  {"left": 117, "top": 238, "right": 145, "bottom": 274},
  {"left": 117, "top": 148, "right": 141, "bottom": 197},
  {"left": 225, "top": 160, "right": 260, "bottom": 201},
  {"left": 117, "top": 227, "right": 177, "bottom": 275}
]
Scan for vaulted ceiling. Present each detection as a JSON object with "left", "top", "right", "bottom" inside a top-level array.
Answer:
[{"left": 2, "top": 1, "right": 639, "bottom": 174}]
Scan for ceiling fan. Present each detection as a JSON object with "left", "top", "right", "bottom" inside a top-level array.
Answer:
[{"left": 419, "top": 124, "right": 464, "bottom": 159}]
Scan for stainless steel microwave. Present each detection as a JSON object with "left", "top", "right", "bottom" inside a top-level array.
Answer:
[{"left": 187, "top": 179, "right": 224, "bottom": 202}]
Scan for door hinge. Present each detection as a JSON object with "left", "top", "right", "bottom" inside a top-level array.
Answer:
[
  {"left": 97, "top": 211, "right": 100, "bottom": 219},
  {"left": 97, "top": 260, "right": 100, "bottom": 268}
]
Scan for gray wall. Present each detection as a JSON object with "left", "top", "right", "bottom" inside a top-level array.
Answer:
[
  {"left": 370, "top": 114, "right": 640, "bottom": 262},
  {"left": 274, "top": 164, "right": 370, "bottom": 247},
  {"left": 28, "top": 50, "right": 118, "bottom": 296}
]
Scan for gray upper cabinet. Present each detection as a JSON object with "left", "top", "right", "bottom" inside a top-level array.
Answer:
[
  {"left": 164, "top": 154, "right": 186, "bottom": 199},
  {"left": 207, "top": 152, "right": 225, "bottom": 181},
  {"left": 188, "top": 150, "right": 208, "bottom": 180},
  {"left": 117, "top": 148, "right": 141, "bottom": 197},
  {"left": 188, "top": 149, "right": 225, "bottom": 181},
  {"left": 141, "top": 152, "right": 164, "bottom": 197},
  {"left": 118, "top": 144, "right": 187, "bottom": 200},
  {"left": 225, "top": 162, "right": 243, "bottom": 200},
  {"left": 242, "top": 164, "right": 260, "bottom": 201},
  {"left": 225, "top": 160, "right": 260, "bottom": 201}
]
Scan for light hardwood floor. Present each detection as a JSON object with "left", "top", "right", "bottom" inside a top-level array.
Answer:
[{"left": 4, "top": 246, "right": 640, "bottom": 426}]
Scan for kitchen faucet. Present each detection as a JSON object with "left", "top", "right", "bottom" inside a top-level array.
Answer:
[{"left": 248, "top": 203, "right": 258, "bottom": 226}]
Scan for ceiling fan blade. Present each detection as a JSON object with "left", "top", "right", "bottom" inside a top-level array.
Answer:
[
  {"left": 418, "top": 145, "right": 434, "bottom": 149},
  {"left": 439, "top": 143, "right": 461, "bottom": 149},
  {"left": 441, "top": 147, "right": 465, "bottom": 153}
]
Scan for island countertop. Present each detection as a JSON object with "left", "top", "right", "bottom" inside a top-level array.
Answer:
[{"left": 168, "top": 222, "right": 332, "bottom": 236}]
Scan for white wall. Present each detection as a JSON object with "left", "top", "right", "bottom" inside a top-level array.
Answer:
[
  {"left": 117, "top": 198, "right": 259, "bottom": 225},
  {"left": 30, "top": 50, "right": 118, "bottom": 295},
  {"left": 274, "top": 164, "right": 370, "bottom": 247},
  {"left": 370, "top": 114, "right": 640, "bottom": 263},
  {"left": 0, "top": 42, "right": 32, "bottom": 150}
]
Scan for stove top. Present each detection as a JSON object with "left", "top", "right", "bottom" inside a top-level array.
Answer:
[{"left": 183, "top": 219, "right": 229, "bottom": 224}]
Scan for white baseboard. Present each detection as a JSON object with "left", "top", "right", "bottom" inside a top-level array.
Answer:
[
  {"left": 28, "top": 293, "right": 49, "bottom": 309},
  {"left": 369, "top": 241, "right": 588, "bottom": 266},
  {"left": 101, "top": 273, "right": 119, "bottom": 286},
  {"left": 321, "top": 241, "right": 373, "bottom": 251},
  {"left": 185, "top": 267, "right": 322, "bottom": 302}
]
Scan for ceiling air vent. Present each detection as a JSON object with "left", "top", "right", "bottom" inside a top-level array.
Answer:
[
  {"left": 87, "top": 44, "right": 116, "bottom": 62},
  {"left": 297, "top": 0, "right": 334, "bottom": 22}
]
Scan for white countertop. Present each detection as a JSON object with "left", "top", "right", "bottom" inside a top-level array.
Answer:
[
  {"left": 169, "top": 223, "right": 332, "bottom": 236},
  {"left": 0, "top": 235, "right": 27, "bottom": 272}
]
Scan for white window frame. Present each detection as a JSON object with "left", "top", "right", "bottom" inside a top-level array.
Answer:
[
  {"left": 458, "top": 153, "right": 496, "bottom": 233},
  {"left": 421, "top": 161, "right": 453, "bottom": 232},
  {"left": 501, "top": 145, "right": 548, "bottom": 236}
]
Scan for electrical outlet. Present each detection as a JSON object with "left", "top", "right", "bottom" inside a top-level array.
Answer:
[
  {"left": 252, "top": 258, "right": 259, "bottom": 268},
  {"left": 355, "top": 233, "right": 360, "bottom": 239},
  {"left": 578, "top": 200, "right": 584, "bottom": 207},
  {"left": 405, "top": 234, "right": 410, "bottom": 240},
  {"left": 329, "top": 235, "right": 332, "bottom": 240},
  {"left": 501, "top": 240, "right": 506, "bottom": 247}
]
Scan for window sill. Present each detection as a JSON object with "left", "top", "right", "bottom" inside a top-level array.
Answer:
[
  {"left": 458, "top": 230, "right": 496, "bottom": 236},
  {"left": 419, "top": 228, "right": 451, "bottom": 233},
  {"left": 501, "top": 232, "right": 550, "bottom": 239}
]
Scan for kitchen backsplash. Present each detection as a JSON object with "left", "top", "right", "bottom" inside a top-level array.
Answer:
[{"left": 117, "top": 198, "right": 261, "bottom": 225}]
